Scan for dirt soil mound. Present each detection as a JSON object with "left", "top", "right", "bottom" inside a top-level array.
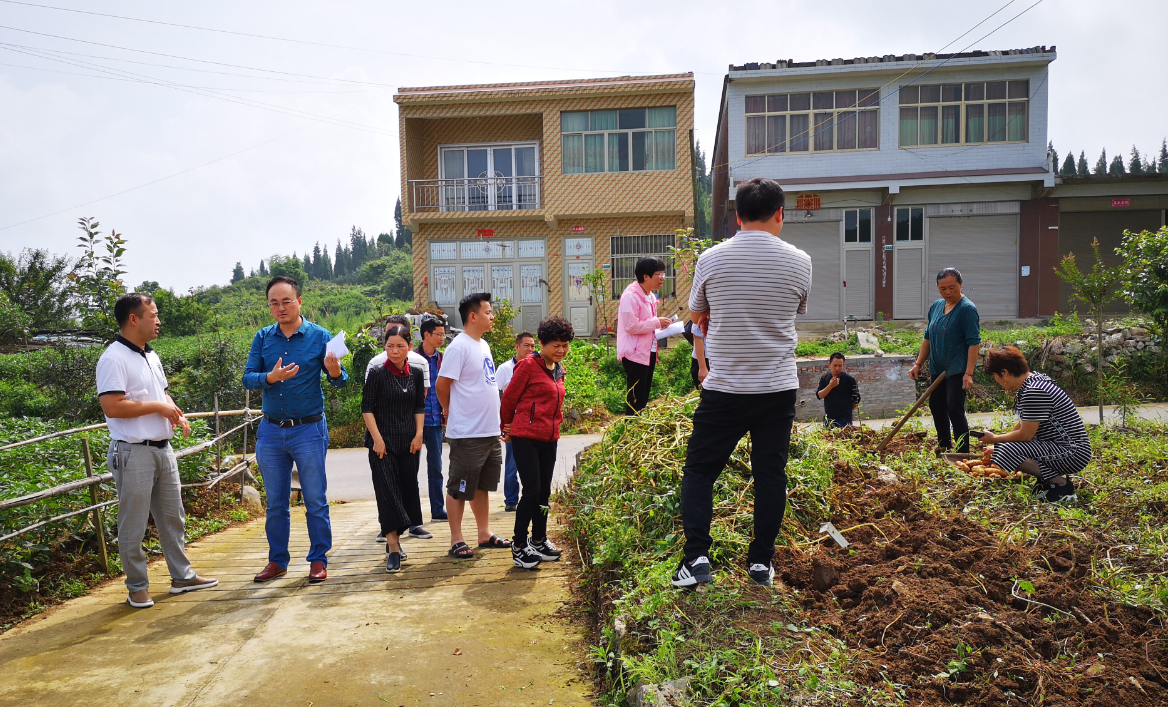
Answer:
[{"left": 774, "top": 467, "right": 1168, "bottom": 706}]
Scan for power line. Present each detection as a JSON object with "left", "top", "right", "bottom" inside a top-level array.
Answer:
[
  {"left": 0, "top": 93, "right": 392, "bottom": 232},
  {"left": 0, "top": 0, "right": 723, "bottom": 76}
]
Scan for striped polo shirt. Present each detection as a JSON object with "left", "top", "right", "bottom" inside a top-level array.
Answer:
[
  {"left": 689, "top": 230, "right": 812, "bottom": 394},
  {"left": 1016, "top": 373, "right": 1089, "bottom": 448}
]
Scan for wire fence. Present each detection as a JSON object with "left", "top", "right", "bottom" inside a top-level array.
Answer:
[{"left": 0, "top": 391, "right": 261, "bottom": 574}]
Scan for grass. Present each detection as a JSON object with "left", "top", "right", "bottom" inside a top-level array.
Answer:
[{"left": 558, "top": 399, "right": 1168, "bottom": 705}]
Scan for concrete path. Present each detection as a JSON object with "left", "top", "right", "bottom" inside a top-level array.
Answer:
[
  {"left": 327, "top": 434, "right": 604, "bottom": 504},
  {"left": 855, "top": 402, "right": 1168, "bottom": 430},
  {"left": 0, "top": 502, "right": 592, "bottom": 707}
]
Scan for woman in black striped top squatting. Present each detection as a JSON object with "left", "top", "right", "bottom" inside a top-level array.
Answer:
[
  {"left": 362, "top": 325, "right": 427, "bottom": 572},
  {"left": 978, "top": 347, "right": 1090, "bottom": 503}
]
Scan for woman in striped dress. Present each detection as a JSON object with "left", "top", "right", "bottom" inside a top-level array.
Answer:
[
  {"left": 362, "top": 325, "right": 427, "bottom": 572},
  {"left": 979, "top": 347, "right": 1090, "bottom": 503}
]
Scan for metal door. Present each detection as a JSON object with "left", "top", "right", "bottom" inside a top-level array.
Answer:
[
  {"left": 842, "top": 248, "right": 873, "bottom": 319},
  {"left": 893, "top": 247, "right": 926, "bottom": 319},
  {"left": 565, "top": 261, "right": 594, "bottom": 336},
  {"left": 928, "top": 214, "right": 1019, "bottom": 319},
  {"left": 780, "top": 221, "right": 841, "bottom": 321},
  {"left": 519, "top": 263, "right": 545, "bottom": 333}
]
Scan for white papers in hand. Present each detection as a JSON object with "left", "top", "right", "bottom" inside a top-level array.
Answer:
[
  {"left": 325, "top": 330, "right": 349, "bottom": 359},
  {"left": 655, "top": 320, "right": 686, "bottom": 339}
]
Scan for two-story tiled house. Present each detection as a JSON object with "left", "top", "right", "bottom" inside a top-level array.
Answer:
[
  {"left": 712, "top": 47, "right": 1059, "bottom": 322},
  {"left": 394, "top": 74, "right": 696, "bottom": 335}
]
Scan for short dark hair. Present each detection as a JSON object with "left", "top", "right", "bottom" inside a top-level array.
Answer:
[
  {"left": 936, "top": 267, "right": 963, "bottom": 284},
  {"left": 458, "top": 292, "right": 492, "bottom": 326},
  {"left": 114, "top": 293, "right": 155, "bottom": 327},
  {"left": 386, "top": 314, "right": 411, "bottom": 336},
  {"left": 829, "top": 352, "right": 846, "bottom": 363},
  {"left": 634, "top": 257, "right": 667, "bottom": 284},
  {"left": 735, "top": 178, "right": 786, "bottom": 222},
  {"left": 266, "top": 275, "right": 301, "bottom": 297},
  {"left": 985, "top": 346, "right": 1029, "bottom": 377},
  {"left": 537, "top": 316, "right": 575, "bottom": 344},
  {"left": 420, "top": 318, "right": 445, "bottom": 337},
  {"left": 515, "top": 331, "right": 534, "bottom": 344},
  {"left": 383, "top": 324, "right": 411, "bottom": 345}
]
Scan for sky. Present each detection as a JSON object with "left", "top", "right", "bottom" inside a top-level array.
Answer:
[{"left": 1, "top": 0, "right": 1165, "bottom": 291}]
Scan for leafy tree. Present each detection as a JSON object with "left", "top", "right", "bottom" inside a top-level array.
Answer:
[
  {"left": 258, "top": 259, "right": 269, "bottom": 277},
  {"left": 0, "top": 248, "right": 74, "bottom": 330},
  {"left": 1060, "top": 153, "right": 1076, "bottom": 177},
  {"left": 358, "top": 250, "right": 412, "bottom": 300},
  {"left": 1055, "top": 238, "right": 1125, "bottom": 424},
  {"left": 69, "top": 217, "right": 127, "bottom": 334},
  {"left": 248, "top": 268, "right": 256, "bottom": 278},
  {"left": 302, "top": 252, "right": 312, "bottom": 278},
  {"left": 1108, "top": 154, "right": 1126, "bottom": 176},
  {"left": 0, "top": 289, "right": 32, "bottom": 342},
  {"left": 231, "top": 262, "right": 245, "bottom": 283},
  {"left": 377, "top": 232, "right": 394, "bottom": 250},
  {"left": 695, "top": 140, "right": 712, "bottom": 236},
  {"left": 151, "top": 287, "right": 208, "bottom": 337},
  {"left": 1159, "top": 138, "right": 1168, "bottom": 174},
  {"left": 1117, "top": 226, "right": 1168, "bottom": 338},
  {"left": 1129, "top": 146, "right": 1144, "bottom": 174},
  {"left": 268, "top": 254, "right": 307, "bottom": 284},
  {"left": 136, "top": 280, "right": 161, "bottom": 293},
  {"left": 1077, "top": 151, "right": 1089, "bottom": 176},
  {"left": 1094, "top": 149, "right": 1108, "bottom": 176}
]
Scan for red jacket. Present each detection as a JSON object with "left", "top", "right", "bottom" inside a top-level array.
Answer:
[{"left": 500, "top": 352, "right": 566, "bottom": 442}]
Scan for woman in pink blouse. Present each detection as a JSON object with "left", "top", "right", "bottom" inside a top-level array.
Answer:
[{"left": 616, "top": 257, "right": 672, "bottom": 415}]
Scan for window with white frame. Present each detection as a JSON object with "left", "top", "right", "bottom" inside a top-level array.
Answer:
[
  {"left": 844, "top": 209, "right": 874, "bottom": 243},
  {"left": 562, "top": 107, "right": 677, "bottom": 174},
  {"left": 438, "top": 142, "right": 539, "bottom": 211},
  {"left": 898, "top": 79, "right": 1029, "bottom": 147},
  {"left": 610, "top": 234, "right": 675, "bottom": 298},
  {"left": 894, "top": 207, "right": 925, "bottom": 241},
  {"left": 745, "top": 89, "right": 880, "bottom": 155}
]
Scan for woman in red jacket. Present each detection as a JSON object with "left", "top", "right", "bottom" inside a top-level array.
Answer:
[{"left": 500, "top": 316, "right": 574, "bottom": 570}]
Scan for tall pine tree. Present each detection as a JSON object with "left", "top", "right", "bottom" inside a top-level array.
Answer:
[
  {"left": 1048, "top": 142, "right": 1058, "bottom": 173},
  {"left": 231, "top": 262, "right": 245, "bottom": 283},
  {"left": 321, "top": 248, "right": 333, "bottom": 280},
  {"left": 1060, "top": 153, "right": 1076, "bottom": 177},
  {"left": 1094, "top": 149, "right": 1108, "bottom": 176},
  {"left": 1108, "top": 154, "right": 1126, "bottom": 176},
  {"left": 1077, "top": 151, "right": 1089, "bottom": 176},
  {"left": 259, "top": 259, "right": 268, "bottom": 276},
  {"left": 311, "top": 243, "right": 323, "bottom": 279},
  {"left": 1129, "top": 146, "right": 1144, "bottom": 174},
  {"left": 394, "top": 198, "right": 407, "bottom": 248},
  {"left": 1159, "top": 139, "right": 1168, "bottom": 173},
  {"left": 302, "top": 252, "right": 312, "bottom": 278}
]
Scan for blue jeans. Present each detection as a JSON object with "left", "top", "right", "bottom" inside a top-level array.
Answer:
[
  {"left": 825, "top": 417, "right": 853, "bottom": 429},
  {"left": 255, "top": 417, "right": 331, "bottom": 568},
  {"left": 504, "top": 441, "right": 520, "bottom": 506},
  {"left": 423, "top": 425, "right": 446, "bottom": 517}
]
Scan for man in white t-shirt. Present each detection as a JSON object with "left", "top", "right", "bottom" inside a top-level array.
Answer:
[
  {"left": 436, "top": 293, "right": 510, "bottom": 558},
  {"left": 494, "top": 331, "right": 536, "bottom": 512},
  {"left": 96, "top": 293, "right": 218, "bottom": 609}
]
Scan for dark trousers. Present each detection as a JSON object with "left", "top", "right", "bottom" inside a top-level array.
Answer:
[
  {"left": 621, "top": 351, "right": 657, "bottom": 415},
  {"left": 689, "top": 357, "right": 710, "bottom": 390},
  {"left": 511, "top": 436, "right": 558, "bottom": 544},
  {"left": 680, "top": 388, "right": 796, "bottom": 567},
  {"left": 369, "top": 446, "right": 423, "bottom": 536},
  {"left": 422, "top": 425, "right": 445, "bottom": 517},
  {"left": 929, "top": 373, "right": 970, "bottom": 453}
]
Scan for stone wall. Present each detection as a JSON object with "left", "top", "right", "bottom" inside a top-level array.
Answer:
[{"left": 795, "top": 355, "right": 917, "bottom": 421}]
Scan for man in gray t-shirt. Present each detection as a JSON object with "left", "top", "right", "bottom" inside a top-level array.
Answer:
[{"left": 672, "top": 178, "right": 811, "bottom": 590}]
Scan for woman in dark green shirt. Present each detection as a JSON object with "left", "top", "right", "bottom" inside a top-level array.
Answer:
[{"left": 909, "top": 268, "right": 981, "bottom": 453}]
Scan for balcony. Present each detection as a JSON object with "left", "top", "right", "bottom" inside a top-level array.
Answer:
[{"left": 410, "top": 176, "right": 542, "bottom": 213}]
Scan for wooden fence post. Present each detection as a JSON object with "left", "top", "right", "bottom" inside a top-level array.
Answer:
[
  {"left": 240, "top": 390, "right": 250, "bottom": 505},
  {"left": 214, "top": 393, "right": 221, "bottom": 508},
  {"left": 80, "top": 438, "right": 110, "bottom": 575}
]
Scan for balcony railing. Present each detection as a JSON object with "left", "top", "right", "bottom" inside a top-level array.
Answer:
[{"left": 410, "top": 176, "right": 542, "bottom": 213}]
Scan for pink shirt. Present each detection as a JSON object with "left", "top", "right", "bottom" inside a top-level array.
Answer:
[{"left": 616, "top": 281, "right": 659, "bottom": 365}]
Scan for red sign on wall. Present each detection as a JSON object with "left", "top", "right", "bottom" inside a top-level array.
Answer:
[
  {"left": 795, "top": 193, "right": 821, "bottom": 210},
  {"left": 477, "top": 229, "right": 494, "bottom": 238},
  {"left": 1112, "top": 198, "right": 1131, "bottom": 208},
  {"left": 571, "top": 225, "right": 587, "bottom": 233}
]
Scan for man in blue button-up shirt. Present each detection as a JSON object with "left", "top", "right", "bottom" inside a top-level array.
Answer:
[
  {"left": 415, "top": 317, "right": 447, "bottom": 520},
  {"left": 243, "top": 276, "right": 348, "bottom": 584}
]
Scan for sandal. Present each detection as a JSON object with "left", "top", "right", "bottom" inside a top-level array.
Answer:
[
  {"left": 448, "top": 541, "right": 474, "bottom": 559},
  {"left": 477, "top": 535, "right": 512, "bottom": 549}
]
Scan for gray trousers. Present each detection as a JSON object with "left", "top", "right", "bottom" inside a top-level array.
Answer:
[{"left": 107, "top": 441, "right": 196, "bottom": 592}]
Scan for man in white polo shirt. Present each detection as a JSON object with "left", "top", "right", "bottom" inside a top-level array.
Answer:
[
  {"left": 96, "top": 293, "right": 217, "bottom": 608},
  {"left": 673, "top": 178, "right": 812, "bottom": 589}
]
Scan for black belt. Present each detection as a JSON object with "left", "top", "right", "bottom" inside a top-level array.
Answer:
[
  {"left": 133, "top": 439, "right": 170, "bottom": 448},
  {"left": 264, "top": 414, "right": 323, "bottom": 428}
]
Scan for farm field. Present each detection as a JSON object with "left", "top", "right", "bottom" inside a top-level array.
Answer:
[{"left": 561, "top": 399, "right": 1168, "bottom": 706}]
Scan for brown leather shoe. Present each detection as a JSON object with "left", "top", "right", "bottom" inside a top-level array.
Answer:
[
  {"left": 308, "top": 561, "right": 327, "bottom": 583},
  {"left": 253, "top": 562, "right": 287, "bottom": 583}
]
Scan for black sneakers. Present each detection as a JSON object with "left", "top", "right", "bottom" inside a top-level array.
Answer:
[
  {"left": 1042, "top": 478, "right": 1078, "bottom": 503},
  {"left": 512, "top": 541, "right": 542, "bottom": 570},
  {"left": 385, "top": 551, "right": 402, "bottom": 573},
  {"left": 376, "top": 533, "right": 387, "bottom": 543},
  {"left": 408, "top": 526, "right": 433, "bottom": 539},
  {"left": 504, "top": 503, "right": 518, "bottom": 512},
  {"left": 671, "top": 556, "right": 713, "bottom": 588},
  {"left": 748, "top": 563, "right": 775, "bottom": 586},
  {"left": 529, "top": 538, "right": 562, "bottom": 562}
]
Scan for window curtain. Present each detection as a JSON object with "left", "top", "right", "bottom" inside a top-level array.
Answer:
[
  {"left": 766, "top": 115, "right": 786, "bottom": 153},
  {"left": 562, "top": 134, "right": 584, "bottom": 174},
  {"left": 647, "top": 106, "right": 677, "bottom": 128},
  {"left": 813, "top": 113, "right": 833, "bottom": 151},
  {"left": 987, "top": 103, "right": 1007, "bottom": 142},
  {"left": 631, "top": 131, "right": 649, "bottom": 170},
  {"left": 918, "top": 106, "right": 938, "bottom": 145},
  {"left": 788, "top": 114, "right": 809, "bottom": 151},
  {"left": 590, "top": 110, "right": 617, "bottom": 131},
  {"left": 857, "top": 110, "right": 878, "bottom": 149},
  {"left": 899, "top": 107, "right": 919, "bottom": 146},
  {"left": 1007, "top": 102, "right": 1028, "bottom": 142},
  {"left": 941, "top": 105, "right": 960, "bottom": 144},
  {"left": 561, "top": 112, "right": 588, "bottom": 132},
  {"left": 609, "top": 132, "right": 629, "bottom": 171},
  {"left": 653, "top": 130, "right": 675, "bottom": 170},
  {"left": 836, "top": 112, "right": 857, "bottom": 150},
  {"left": 584, "top": 133, "right": 606, "bottom": 172},
  {"left": 965, "top": 105, "right": 984, "bottom": 143},
  {"left": 746, "top": 116, "right": 766, "bottom": 154}
]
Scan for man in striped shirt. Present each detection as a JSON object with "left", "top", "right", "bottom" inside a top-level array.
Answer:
[{"left": 673, "top": 178, "right": 812, "bottom": 589}]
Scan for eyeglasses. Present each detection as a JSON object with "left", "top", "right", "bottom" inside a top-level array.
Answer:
[{"left": 268, "top": 299, "right": 297, "bottom": 308}]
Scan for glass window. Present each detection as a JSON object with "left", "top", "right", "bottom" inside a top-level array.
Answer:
[
  {"left": 919, "top": 85, "right": 941, "bottom": 104},
  {"left": 618, "top": 109, "right": 646, "bottom": 129},
  {"left": 985, "top": 81, "right": 1007, "bottom": 100},
  {"left": 584, "top": 134, "right": 606, "bottom": 172},
  {"left": 654, "top": 130, "right": 675, "bottom": 170},
  {"left": 745, "top": 95, "right": 766, "bottom": 113},
  {"left": 561, "top": 112, "right": 588, "bottom": 132},
  {"left": 895, "top": 208, "right": 911, "bottom": 241},
  {"left": 859, "top": 209, "right": 872, "bottom": 243},
  {"left": 845, "top": 210, "right": 858, "bottom": 243},
  {"left": 857, "top": 111, "right": 879, "bottom": 149},
  {"left": 647, "top": 106, "right": 676, "bottom": 128},
  {"left": 987, "top": 102, "right": 1007, "bottom": 141},
  {"left": 767, "top": 94, "right": 788, "bottom": 112},
  {"left": 789, "top": 113, "right": 809, "bottom": 151},
  {"left": 590, "top": 110, "right": 617, "bottom": 131},
  {"left": 965, "top": 82, "right": 985, "bottom": 101},
  {"left": 745, "top": 89, "right": 878, "bottom": 154},
  {"left": 1007, "top": 102, "right": 1028, "bottom": 142},
  {"left": 631, "top": 131, "right": 649, "bottom": 171},
  {"left": 562, "top": 135, "right": 583, "bottom": 174},
  {"left": 836, "top": 111, "right": 856, "bottom": 150},
  {"left": 766, "top": 115, "right": 786, "bottom": 153},
  {"left": 610, "top": 234, "right": 675, "bottom": 297},
  {"left": 941, "top": 105, "right": 960, "bottom": 144},
  {"left": 898, "top": 79, "right": 1028, "bottom": 147},
  {"left": 609, "top": 132, "right": 628, "bottom": 171},
  {"left": 899, "top": 85, "right": 919, "bottom": 105},
  {"left": 747, "top": 116, "right": 767, "bottom": 155},
  {"left": 918, "top": 106, "right": 938, "bottom": 145},
  {"left": 941, "top": 84, "right": 962, "bottom": 102},
  {"left": 813, "top": 92, "right": 834, "bottom": 110},
  {"left": 443, "top": 149, "right": 465, "bottom": 179},
  {"left": 896, "top": 207, "right": 923, "bottom": 241},
  {"left": 515, "top": 146, "right": 536, "bottom": 176},
  {"left": 859, "top": 89, "right": 880, "bottom": 107},
  {"left": 1008, "top": 79, "right": 1029, "bottom": 99},
  {"left": 910, "top": 208, "right": 923, "bottom": 241},
  {"left": 813, "top": 113, "right": 833, "bottom": 151},
  {"left": 899, "top": 107, "right": 919, "bottom": 147},
  {"left": 966, "top": 104, "right": 984, "bottom": 143},
  {"left": 835, "top": 90, "right": 857, "bottom": 109},
  {"left": 561, "top": 108, "right": 676, "bottom": 173},
  {"left": 789, "top": 93, "right": 811, "bottom": 111}
]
